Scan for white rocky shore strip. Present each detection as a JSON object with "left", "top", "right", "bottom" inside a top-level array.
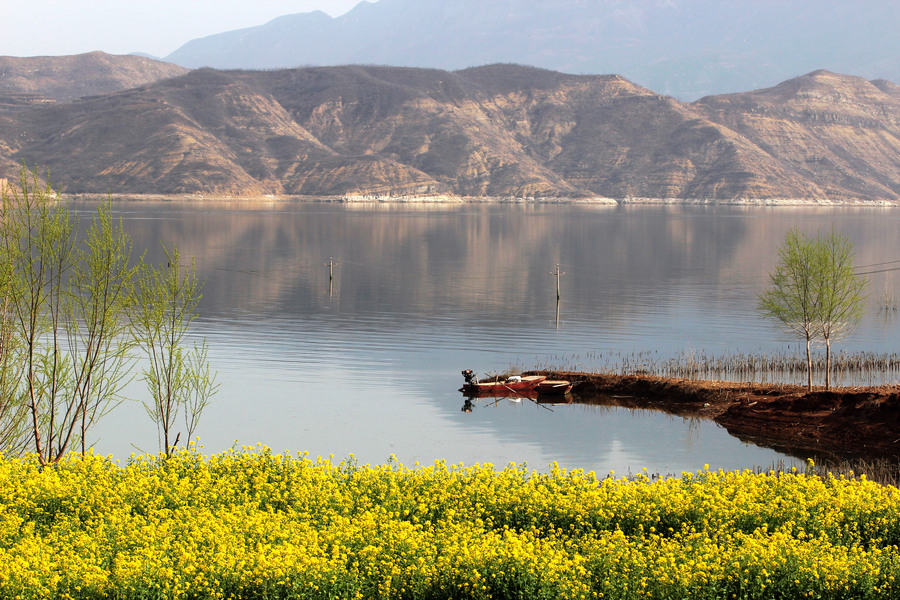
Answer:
[
  {"left": 339, "top": 194, "right": 899, "bottom": 206},
  {"left": 336, "top": 194, "right": 620, "bottom": 204},
  {"left": 63, "top": 192, "right": 899, "bottom": 206},
  {"left": 619, "top": 196, "right": 899, "bottom": 207}
]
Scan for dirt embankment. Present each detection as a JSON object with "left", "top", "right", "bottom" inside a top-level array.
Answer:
[{"left": 530, "top": 371, "right": 900, "bottom": 462}]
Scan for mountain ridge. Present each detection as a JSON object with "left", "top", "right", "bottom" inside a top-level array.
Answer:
[
  {"left": 0, "top": 52, "right": 189, "bottom": 102},
  {"left": 1, "top": 58, "right": 899, "bottom": 204},
  {"left": 164, "top": 0, "right": 900, "bottom": 102}
]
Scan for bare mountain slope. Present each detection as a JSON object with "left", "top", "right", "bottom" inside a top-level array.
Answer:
[
  {"left": 0, "top": 52, "right": 189, "bottom": 102},
  {"left": 697, "top": 70, "right": 900, "bottom": 201},
  {"left": 1, "top": 64, "right": 899, "bottom": 202}
]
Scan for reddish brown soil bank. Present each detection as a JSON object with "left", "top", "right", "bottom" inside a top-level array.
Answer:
[{"left": 529, "top": 371, "right": 900, "bottom": 461}]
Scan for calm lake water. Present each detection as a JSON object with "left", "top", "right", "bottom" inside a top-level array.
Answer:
[{"left": 82, "top": 201, "right": 900, "bottom": 474}]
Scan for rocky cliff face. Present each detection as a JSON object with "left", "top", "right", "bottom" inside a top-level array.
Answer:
[
  {"left": 695, "top": 70, "right": 900, "bottom": 201},
  {"left": 1, "top": 59, "right": 899, "bottom": 202}
]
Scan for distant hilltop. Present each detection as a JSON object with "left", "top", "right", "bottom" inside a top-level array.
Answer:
[
  {"left": 1, "top": 55, "right": 900, "bottom": 204},
  {"left": 163, "top": 0, "right": 900, "bottom": 102},
  {"left": 0, "top": 52, "right": 189, "bottom": 102}
]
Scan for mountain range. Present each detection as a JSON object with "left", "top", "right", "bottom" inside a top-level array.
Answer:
[
  {"left": 163, "top": 0, "right": 900, "bottom": 102},
  {"left": 1, "top": 53, "right": 900, "bottom": 203}
]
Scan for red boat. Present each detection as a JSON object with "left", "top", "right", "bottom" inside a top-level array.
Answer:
[{"left": 460, "top": 369, "right": 546, "bottom": 396}]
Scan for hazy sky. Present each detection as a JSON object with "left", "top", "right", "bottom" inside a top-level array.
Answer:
[{"left": 3, "top": 0, "right": 366, "bottom": 58}]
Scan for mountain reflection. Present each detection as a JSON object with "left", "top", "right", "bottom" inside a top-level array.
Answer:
[
  {"left": 107, "top": 203, "right": 764, "bottom": 321},
  {"left": 88, "top": 201, "right": 900, "bottom": 352}
]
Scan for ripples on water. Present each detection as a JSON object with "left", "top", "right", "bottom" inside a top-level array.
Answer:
[{"left": 84, "top": 202, "right": 900, "bottom": 474}]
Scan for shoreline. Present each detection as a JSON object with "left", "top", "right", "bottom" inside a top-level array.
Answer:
[
  {"left": 59, "top": 193, "right": 900, "bottom": 207},
  {"left": 528, "top": 370, "right": 900, "bottom": 462}
]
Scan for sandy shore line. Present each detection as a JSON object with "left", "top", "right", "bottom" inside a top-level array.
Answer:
[{"left": 60, "top": 193, "right": 900, "bottom": 207}]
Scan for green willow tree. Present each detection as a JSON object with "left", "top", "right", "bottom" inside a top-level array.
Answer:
[
  {"left": 0, "top": 167, "right": 136, "bottom": 463},
  {"left": 0, "top": 213, "right": 29, "bottom": 454},
  {"left": 0, "top": 165, "right": 217, "bottom": 462},
  {"left": 132, "top": 246, "right": 218, "bottom": 456},
  {"left": 758, "top": 228, "right": 867, "bottom": 390},
  {"left": 815, "top": 229, "right": 868, "bottom": 389}
]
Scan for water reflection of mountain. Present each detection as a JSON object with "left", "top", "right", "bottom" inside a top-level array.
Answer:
[
  {"left": 95, "top": 202, "right": 900, "bottom": 331},
  {"left": 111, "top": 203, "right": 769, "bottom": 321}
]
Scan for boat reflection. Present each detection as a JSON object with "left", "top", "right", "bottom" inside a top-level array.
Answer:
[
  {"left": 459, "top": 369, "right": 575, "bottom": 410},
  {"left": 460, "top": 386, "right": 574, "bottom": 413}
]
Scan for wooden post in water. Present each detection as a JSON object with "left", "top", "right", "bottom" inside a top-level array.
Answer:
[
  {"left": 552, "top": 264, "right": 564, "bottom": 330},
  {"left": 552, "top": 264, "right": 564, "bottom": 301},
  {"left": 328, "top": 258, "right": 335, "bottom": 298}
]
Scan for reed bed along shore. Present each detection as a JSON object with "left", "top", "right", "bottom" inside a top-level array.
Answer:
[
  {"left": 762, "top": 458, "right": 900, "bottom": 488},
  {"left": 633, "top": 459, "right": 900, "bottom": 489},
  {"left": 538, "top": 349, "right": 900, "bottom": 388},
  {"left": 3, "top": 448, "right": 900, "bottom": 600}
]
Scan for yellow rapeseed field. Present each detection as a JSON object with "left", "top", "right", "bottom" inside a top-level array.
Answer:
[{"left": 0, "top": 447, "right": 898, "bottom": 599}]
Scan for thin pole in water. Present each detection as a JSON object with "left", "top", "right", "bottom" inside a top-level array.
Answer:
[
  {"left": 327, "top": 257, "right": 335, "bottom": 297},
  {"left": 552, "top": 264, "right": 565, "bottom": 330},
  {"left": 552, "top": 264, "right": 564, "bottom": 301}
]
